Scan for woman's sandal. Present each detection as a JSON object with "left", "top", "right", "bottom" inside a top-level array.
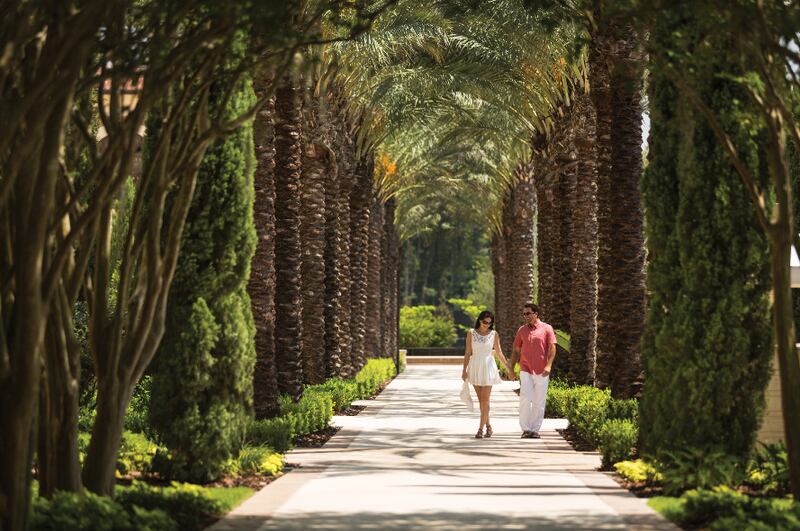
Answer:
[
  {"left": 485, "top": 425, "right": 493, "bottom": 438},
  {"left": 475, "top": 428, "right": 484, "bottom": 439}
]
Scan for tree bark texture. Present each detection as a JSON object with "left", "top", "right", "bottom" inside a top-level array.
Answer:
[
  {"left": 335, "top": 125, "right": 354, "bottom": 376},
  {"left": 366, "top": 198, "right": 385, "bottom": 357},
  {"left": 568, "top": 91, "right": 599, "bottom": 385},
  {"left": 349, "top": 157, "right": 372, "bottom": 372},
  {"left": 300, "top": 94, "right": 329, "bottom": 385},
  {"left": 249, "top": 80, "right": 280, "bottom": 418},
  {"left": 606, "top": 27, "right": 646, "bottom": 398},
  {"left": 323, "top": 138, "right": 345, "bottom": 378},
  {"left": 273, "top": 76, "right": 304, "bottom": 400}
]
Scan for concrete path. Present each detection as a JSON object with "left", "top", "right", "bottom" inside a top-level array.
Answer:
[{"left": 210, "top": 365, "right": 678, "bottom": 531}]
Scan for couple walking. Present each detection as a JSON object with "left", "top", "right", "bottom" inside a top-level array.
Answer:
[{"left": 460, "top": 303, "right": 556, "bottom": 439}]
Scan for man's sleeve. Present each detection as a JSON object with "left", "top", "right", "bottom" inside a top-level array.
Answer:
[
  {"left": 547, "top": 326, "right": 557, "bottom": 346},
  {"left": 513, "top": 328, "right": 523, "bottom": 349}
]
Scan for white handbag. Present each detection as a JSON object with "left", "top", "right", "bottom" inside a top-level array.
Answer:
[{"left": 460, "top": 380, "right": 474, "bottom": 411}]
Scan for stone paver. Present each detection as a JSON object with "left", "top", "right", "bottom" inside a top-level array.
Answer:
[{"left": 209, "top": 365, "right": 678, "bottom": 531}]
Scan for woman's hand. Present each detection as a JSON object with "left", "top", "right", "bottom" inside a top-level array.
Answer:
[
  {"left": 506, "top": 362, "right": 515, "bottom": 381},
  {"left": 461, "top": 368, "right": 468, "bottom": 381}
]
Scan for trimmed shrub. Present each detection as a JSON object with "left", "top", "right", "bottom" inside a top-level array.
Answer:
[
  {"left": 565, "top": 386, "right": 611, "bottom": 447},
  {"left": 614, "top": 459, "right": 662, "bottom": 484},
  {"left": 545, "top": 379, "right": 570, "bottom": 418},
  {"left": 31, "top": 490, "right": 175, "bottom": 531},
  {"left": 671, "top": 486, "right": 800, "bottom": 530},
  {"left": 399, "top": 305, "right": 456, "bottom": 347},
  {"left": 598, "top": 419, "right": 638, "bottom": 468},
  {"left": 225, "top": 445, "right": 284, "bottom": 476},
  {"left": 246, "top": 416, "right": 295, "bottom": 453},
  {"left": 746, "top": 442, "right": 790, "bottom": 497},
  {"left": 116, "top": 431, "right": 160, "bottom": 476},
  {"left": 148, "top": 77, "right": 258, "bottom": 482},
  {"left": 640, "top": 8, "right": 772, "bottom": 464},
  {"left": 660, "top": 446, "right": 746, "bottom": 495},
  {"left": 116, "top": 481, "right": 224, "bottom": 531}
]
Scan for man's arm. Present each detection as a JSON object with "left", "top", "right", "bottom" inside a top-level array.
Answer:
[{"left": 543, "top": 343, "right": 556, "bottom": 376}]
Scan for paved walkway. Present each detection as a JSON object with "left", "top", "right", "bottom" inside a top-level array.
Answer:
[{"left": 210, "top": 365, "right": 678, "bottom": 530}]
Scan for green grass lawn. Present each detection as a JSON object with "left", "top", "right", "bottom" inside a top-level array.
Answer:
[
  {"left": 205, "top": 486, "right": 255, "bottom": 511},
  {"left": 647, "top": 496, "right": 685, "bottom": 523}
]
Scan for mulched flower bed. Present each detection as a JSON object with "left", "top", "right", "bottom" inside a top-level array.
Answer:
[
  {"left": 609, "top": 474, "right": 664, "bottom": 498},
  {"left": 207, "top": 472, "right": 284, "bottom": 490},
  {"left": 338, "top": 405, "right": 367, "bottom": 416},
  {"left": 556, "top": 425, "right": 596, "bottom": 452},
  {"left": 294, "top": 425, "right": 342, "bottom": 448}
]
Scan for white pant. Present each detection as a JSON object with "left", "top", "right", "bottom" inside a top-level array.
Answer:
[{"left": 519, "top": 371, "right": 549, "bottom": 433}]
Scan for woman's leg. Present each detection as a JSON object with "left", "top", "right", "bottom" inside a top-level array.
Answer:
[
  {"left": 485, "top": 387, "right": 492, "bottom": 427},
  {"left": 480, "top": 387, "right": 490, "bottom": 428},
  {"left": 473, "top": 385, "right": 485, "bottom": 429}
]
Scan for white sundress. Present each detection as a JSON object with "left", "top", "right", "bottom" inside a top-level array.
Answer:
[{"left": 467, "top": 329, "right": 502, "bottom": 386}]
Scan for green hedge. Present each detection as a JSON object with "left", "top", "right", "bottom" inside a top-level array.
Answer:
[
  {"left": 667, "top": 487, "right": 800, "bottom": 530},
  {"left": 116, "top": 481, "right": 223, "bottom": 531},
  {"left": 599, "top": 419, "right": 638, "bottom": 469},
  {"left": 399, "top": 305, "right": 456, "bottom": 347},
  {"left": 247, "top": 359, "right": 396, "bottom": 452},
  {"left": 31, "top": 490, "right": 175, "bottom": 531}
]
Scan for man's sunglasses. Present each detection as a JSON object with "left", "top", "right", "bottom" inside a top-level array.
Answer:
[{"left": 522, "top": 311, "right": 535, "bottom": 316}]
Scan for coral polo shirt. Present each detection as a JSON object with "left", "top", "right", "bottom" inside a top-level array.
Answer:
[{"left": 514, "top": 321, "right": 556, "bottom": 375}]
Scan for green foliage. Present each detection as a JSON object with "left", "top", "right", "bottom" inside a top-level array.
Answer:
[
  {"left": 614, "top": 460, "right": 663, "bottom": 484},
  {"left": 448, "top": 298, "right": 484, "bottom": 327},
  {"left": 466, "top": 253, "right": 495, "bottom": 311},
  {"left": 640, "top": 7, "right": 772, "bottom": 464},
  {"left": 399, "top": 305, "right": 457, "bottom": 347},
  {"left": 745, "top": 443, "right": 790, "bottom": 497},
  {"left": 116, "top": 481, "right": 224, "bottom": 531},
  {"left": 148, "top": 78, "right": 258, "bottom": 483},
  {"left": 124, "top": 376, "right": 151, "bottom": 434},
  {"left": 224, "top": 445, "right": 284, "bottom": 477},
  {"left": 31, "top": 490, "right": 175, "bottom": 531},
  {"left": 246, "top": 359, "right": 397, "bottom": 453},
  {"left": 565, "top": 386, "right": 611, "bottom": 448},
  {"left": 659, "top": 447, "right": 746, "bottom": 495},
  {"left": 672, "top": 487, "right": 800, "bottom": 530},
  {"left": 116, "top": 432, "right": 161, "bottom": 477},
  {"left": 544, "top": 378, "right": 569, "bottom": 418},
  {"left": 598, "top": 419, "right": 638, "bottom": 468}
]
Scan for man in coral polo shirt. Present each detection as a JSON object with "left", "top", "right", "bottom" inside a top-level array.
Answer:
[{"left": 510, "top": 303, "right": 556, "bottom": 439}]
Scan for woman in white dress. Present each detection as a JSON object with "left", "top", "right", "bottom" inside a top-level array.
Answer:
[{"left": 461, "top": 310, "right": 512, "bottom": 438}]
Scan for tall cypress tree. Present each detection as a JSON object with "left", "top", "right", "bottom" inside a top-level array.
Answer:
[
  {"left": 148, "top": 79, "right": 257, "bottom": 481},
  {"left": 640, "top": 10, "right": 772, "bottom": 461}
]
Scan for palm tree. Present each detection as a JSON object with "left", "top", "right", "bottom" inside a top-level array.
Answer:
[
  {"left": 273, "top": 74, "right": 304, "bottom": 400},
  {"left": 334, "top": 112, "right": 355, "bottom": 376},
  {"left": 300, "top": 90, "right": 330, "bottom": 385},
  {"left": 568, "top": 89, "right": 598, "bottom": 385},
  {"left": 249, "top": 74, "right": 281, "bottom": 418},
  {"left": 349, "top": 156, "right": 373, "bottom": 371},
  {"left": 366, "top": 196, "right": 385, "bottom": 357},
  {"left": 606, "top": 27, "right": 646, "bottom": 398},
  {"left": 323, "top": 132, "right": 345, "bottom": 378}
]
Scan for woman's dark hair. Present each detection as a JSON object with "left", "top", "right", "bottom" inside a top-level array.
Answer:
[{"left": 474, "top": 310, "right": 495, "bottom": 330}]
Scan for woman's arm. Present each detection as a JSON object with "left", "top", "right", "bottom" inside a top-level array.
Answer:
[
  {"left": 462, "top": 330, "right": 472, "bottom": 381},
  {"left": 494, "top": 333, "right": 514, "bottom": 380}
]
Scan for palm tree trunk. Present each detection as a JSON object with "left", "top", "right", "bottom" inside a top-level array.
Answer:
[
  {"left": 366, "top": 197, "right": 384, "bottom": 357},
  {"left": 384, "top": 198, "right": 399, "bottom": 360},
  {"left": 349, "top": 156, "right": 372, "bottom": 372},
  {"left": 335, "top": 125, "right": 354, "bottom": 376},
  {"left": 590, "top": 22, "right": 617, "bottom": 392},
  {"left": 500, "top": 189, "right": 517, "bottom": 353},
  {"left": 569, "top": 91, "right": 599, "bottom": 385},
  {"left": 249, "top": 77, "right": 280, "bottom": 418},
  {"left": 508, "top": 164, "right": 537, "bottom": 352},
  {"left": 550, "top": 111, "right": 576, "bottom": 334},
  {"left": 323, "top": 142, "right": 345, "bottom": 378},
  {"left": 273, "top": 75, "right": 304, "bottom": 400},
  {"left": 300, "top": 93, "right": 329, "bottom": 386},
  {"left": 607, "top": 27, "right": 646, "bottom": 398}
]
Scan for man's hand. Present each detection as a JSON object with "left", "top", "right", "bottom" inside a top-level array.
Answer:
[
  {"left": 542, "top": 367, "right": 551, "bottom": 377},
  {"left": 507, "top": 363, "right": 515, "bottom": 381}
]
